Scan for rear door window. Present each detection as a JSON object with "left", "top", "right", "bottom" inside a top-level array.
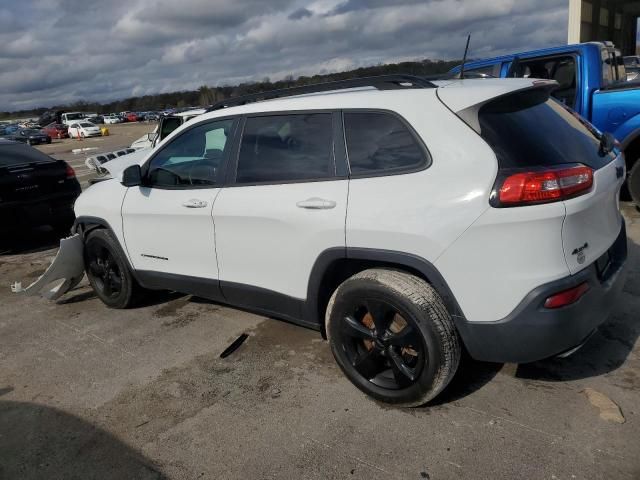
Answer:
[
  {"left": 478, "top": 89, "right": 615, "bottom": 170},
  {"left": 236, "top": 113, "right": 334, "bottom": 184},
  {"left": 343, "top": 112, "right": 428, "bottom": 175}
]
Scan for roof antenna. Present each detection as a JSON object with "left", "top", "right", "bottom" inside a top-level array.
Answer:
[{"left": 459, "top": 34, "right": 471, "bottom": 79}]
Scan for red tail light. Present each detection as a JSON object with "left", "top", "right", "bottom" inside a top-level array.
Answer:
[
  {"left": 496, "top": 165, "right": 593, "bottom": 206},
  {"left": 544, "top": 282, "right": 590, "bottom": 309},
  {"left": 65, "top": 164, "right": 76, "bottom": 179}
]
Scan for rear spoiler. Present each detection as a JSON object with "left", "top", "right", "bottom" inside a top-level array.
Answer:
[{"left": 450, "top": 81, "right": 559, "bottom": 134}]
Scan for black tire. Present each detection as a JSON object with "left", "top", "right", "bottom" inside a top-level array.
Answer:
[
  {"left": 326, "top": 269, "right": 461, "bottom": 407},
  {"left": 629, "top": 160, "right": 640, "bottom": 207},
  {"left": 84, "top": 229, "right": 139, "bottom": 308}
]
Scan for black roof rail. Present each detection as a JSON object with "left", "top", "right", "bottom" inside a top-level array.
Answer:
[{"left": 205, "top": 74, "right": 436, "bottom": 112}]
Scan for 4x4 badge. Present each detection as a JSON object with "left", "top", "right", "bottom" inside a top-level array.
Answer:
[{"left": 572, "top": 242, "right": 589, "bottom": 264}]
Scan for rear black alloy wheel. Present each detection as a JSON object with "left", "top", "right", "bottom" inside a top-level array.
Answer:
[
  {"left": 326, "top": 269, "right": 461, "bottom": 407},
  {"left": 340, "top": 299, "right": 424, "bottom": 390},
  {"left": 84, "top": 229, "right": 139, "bottom": 308}
]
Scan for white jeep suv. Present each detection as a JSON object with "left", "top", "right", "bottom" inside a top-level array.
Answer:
[{"left": 73, "top": 75, "right": 628, "bottom": 406}]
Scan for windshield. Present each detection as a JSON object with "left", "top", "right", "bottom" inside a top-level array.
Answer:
[
  {"left": 65, "top": 113, "right": 83, "bottom": 120},
  {"left": 80, "top": 123, "right": 94, "bottom": 128}
]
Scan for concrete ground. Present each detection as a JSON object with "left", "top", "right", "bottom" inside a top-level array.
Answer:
[{"left": 0, "top": 135, "right": 638, "bottom": 478}]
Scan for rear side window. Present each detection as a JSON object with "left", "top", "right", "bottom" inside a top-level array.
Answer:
[
  {"left": 478, "top": 90, "right": 614, "bottom": 170},
  {"left": 236, "top": 114, "right": 333, "bottom": 184},
  {"left": 344, "top": 112, "right": 427, "bottom": 175}
]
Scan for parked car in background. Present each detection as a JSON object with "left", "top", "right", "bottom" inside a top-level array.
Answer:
[
  {"left": 104, "top": 114, "right": 122, "bottom": 124},
  {"left": 450, "top": 41, "right": 640, "bottom": 206},
  {"left": 3, "top": 128, "right": 51, "bottom": 145},
  {"left": 145, "top": 112, "right": 160, "bottom": 121},
  {"left": 68, "top": 122, "right": 101, "bottom": 139},
  {"left": 126, "top": 112, "right": 139, "bottom": 122},
  {"left": 38, "top": 110, "right": 65, "bottom": 127},
  {"left": 85, "top": 148, "right": 137, "bottom": 173},
  {"left": 130, "top": 108, "right": 206, "bottom": 150},
  {"left": 86, "top": 115, "right": 104, "bottom": 125},
  {"left": 19, "top": 121, "right": 40, "bottom": 129},
  {"left": 0, "top": 139, "right": 80, "bottom": 241},
  {"left": 42, "top": 123, "right": 69, "bottom": 139},
  {"left": 61, "top": 112, "right": 84, "bottom": 126},
  {"left": 2, "top": 124, "right": 20, "bottom": 134}
]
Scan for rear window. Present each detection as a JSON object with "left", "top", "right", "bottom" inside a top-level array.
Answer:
[
  {"left": 0, "top": 143, "right": 54, "bottom": 167},
  {"left": 236, "top": 113, "right": 334, "bottom": 184},
  {"left": 344, "top": 112, "right": 428, "bottom": 175},
  {"left": 478, "top": 89, "right": 614, "bottom": 170}
]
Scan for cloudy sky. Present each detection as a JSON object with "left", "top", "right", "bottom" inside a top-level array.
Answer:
[{"left": 0, "top": 0, "right": 569, "bottom": 111}]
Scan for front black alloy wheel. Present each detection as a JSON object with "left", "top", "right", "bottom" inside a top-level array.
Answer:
[
  {"left": 326, "top": 269, "right": 461, "bottom": 407},
  {"left": 84, "top": 229, "right": 139, "bottom": 308},
  {"left": 86, "top": 242, "right": 123, "bottom": 299}
]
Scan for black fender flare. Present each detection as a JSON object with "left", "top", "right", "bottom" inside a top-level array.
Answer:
[
  {"left": 305, "top": 247, "right": 467, "bottom": 328},
  {"left": 73, "top": 216, "right": 143, "bottom": 285}
]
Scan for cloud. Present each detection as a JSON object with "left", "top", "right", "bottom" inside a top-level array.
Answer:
[
  {"left": 0, "top": 0, "right": 569, "bottom": 111},
  {"left": 289, "top": 7, "right": 313, "bottom": 20}
]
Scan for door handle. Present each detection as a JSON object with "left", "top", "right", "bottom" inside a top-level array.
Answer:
[
  {"left": 296, "top": 197, "right": 336, "bottom": 210},
  {"left": 182, "top": 199, "right": 208, "bottom": 208}
]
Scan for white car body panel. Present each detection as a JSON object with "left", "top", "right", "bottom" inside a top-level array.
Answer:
[
  {"left": 73, "top": 179, "right": 128, "bottom": 249},
  {"left": 434, "top": 78, "right": 556, "bottom": 112},
  {"left": 121, "top": 187, "right": 221, "bottom": 279},
  {"left": 434, "top": 201, "right": 570, "bottom": 322},
  {"left": 345, "top": 93, "right": 496, "bottom": 265},
  {"left": 562, "top": 154, "right": 625, "bottom": 274},
  {"left": 213, "top": 180, "right": 348, "bottom": 299}
]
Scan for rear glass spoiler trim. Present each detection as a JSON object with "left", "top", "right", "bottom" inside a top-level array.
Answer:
[{"left": 451, "top": 82, "right": 559, "bottom": 134}]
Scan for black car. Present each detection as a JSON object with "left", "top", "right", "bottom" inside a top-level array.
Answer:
[
  {"left": 3, "top": 128, "right": 51, "bottom": 145},
  {"left": 0, "top": 140, "right": 81, "bottom": 240},
  {"left": 86, "top": 115, "right": 104, "bottom": 125}
]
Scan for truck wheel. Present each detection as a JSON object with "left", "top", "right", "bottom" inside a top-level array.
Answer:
[
  {"left": 325, "top": 269, "right": 461, "bottom": 407},
  {"left": 629, "top": 160, "right": 640, "bottom": 208},
  {"left": 84, "top": 229, "right": 140, "bottom": 309}
]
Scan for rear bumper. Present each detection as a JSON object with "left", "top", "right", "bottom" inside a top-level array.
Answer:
[{"left": 456, "top": 221, "right": 628, "bottom": 363}]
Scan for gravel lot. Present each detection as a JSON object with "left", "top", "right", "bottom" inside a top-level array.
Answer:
[{"left": 0, "top": 129, "right": 638, "bottom": 479}]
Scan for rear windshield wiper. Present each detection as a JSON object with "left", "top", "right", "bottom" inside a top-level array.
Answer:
[{"left": 599, "top": 132, "right": 616, "bottom": 156}]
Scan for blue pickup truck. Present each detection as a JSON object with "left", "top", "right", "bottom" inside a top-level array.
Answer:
[{"left": 450, "top": 41, "right": 640, "bottom": 204}]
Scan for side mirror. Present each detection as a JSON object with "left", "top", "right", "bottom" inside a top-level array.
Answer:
[
  {"left": 147, "top": 132, "right": 159, "bottom": 143},
  {"left": 121, "top": 164, "right": 142, "bottom": 187}
]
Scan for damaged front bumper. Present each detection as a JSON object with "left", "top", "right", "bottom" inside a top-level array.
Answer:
[{"left": 11, "top": 234, "right": 85, "bottom": 300}]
